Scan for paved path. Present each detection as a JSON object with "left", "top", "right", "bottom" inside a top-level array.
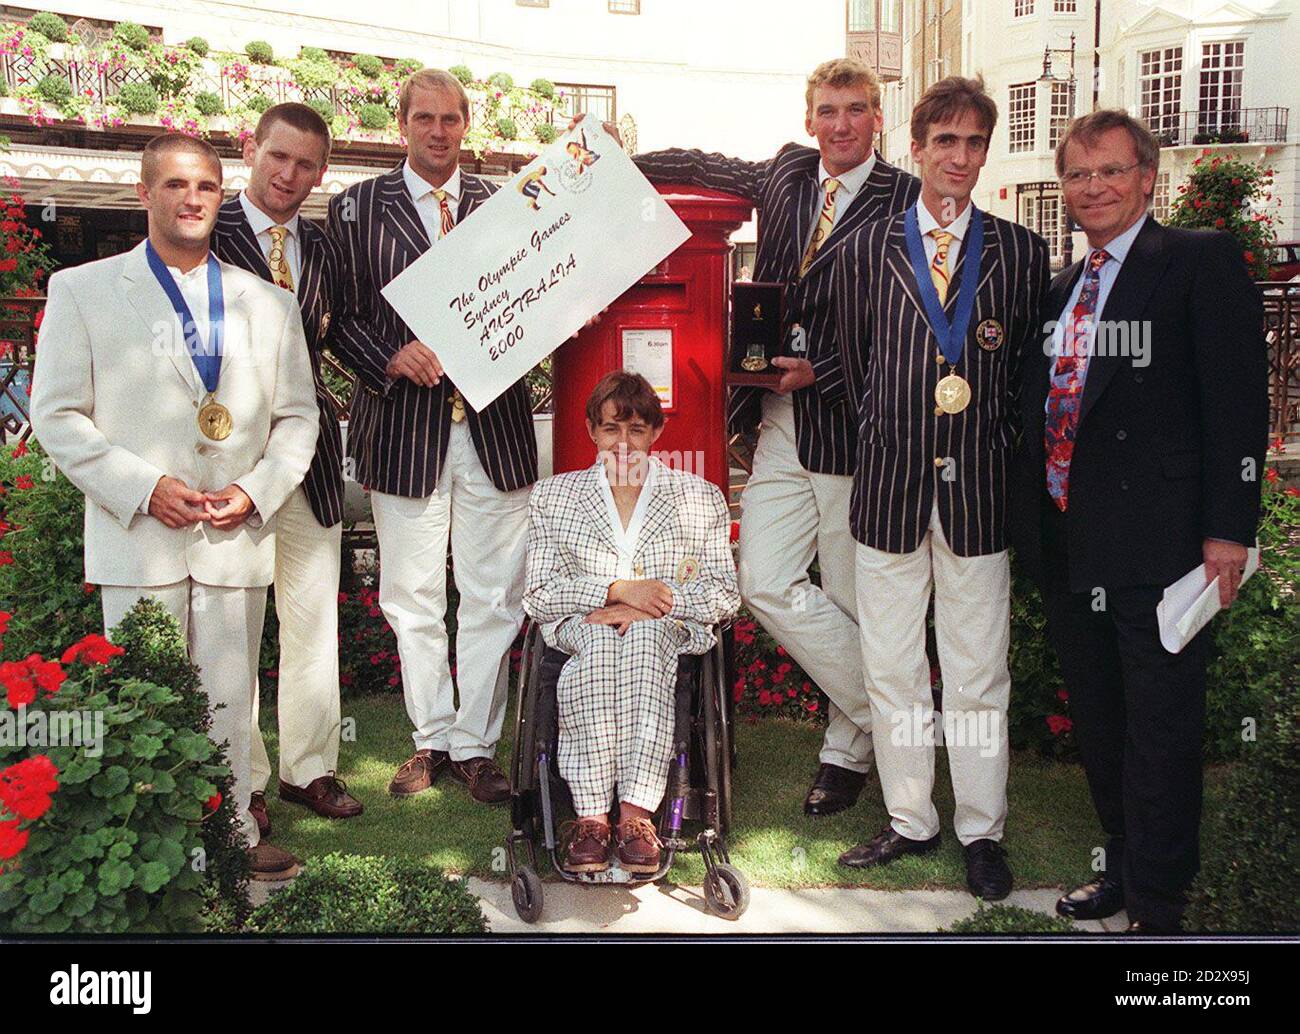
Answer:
[
  {"left": 248, "top": 873, "right": 1126, "bottom": 934},
  {"left": 464, "top": 878, "right": 1127, "bottom": 935}
]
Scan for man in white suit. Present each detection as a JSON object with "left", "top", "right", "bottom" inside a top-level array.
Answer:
[
  {"left": 523, "top": 372, "right": 740, "bottom": 875},
  {"left": 31, "top": 134, "right": 319, "bottom": 878}
]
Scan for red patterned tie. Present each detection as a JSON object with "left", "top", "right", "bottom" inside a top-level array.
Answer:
[{"left": 1044, "top": 248, "right": 1111, "bottom": 511}]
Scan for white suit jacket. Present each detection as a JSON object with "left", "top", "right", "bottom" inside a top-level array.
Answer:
[
  {"left": 31, "top": 240, "right": 320, "bottom": 588},
  {"left": 523, "top": 458, "right": 740, "bottom": 655}
]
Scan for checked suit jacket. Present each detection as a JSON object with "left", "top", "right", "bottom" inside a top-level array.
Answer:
[
  {"left": 833, "top": 207, "right": 1050, "bottom": 557},
  {"left": 325, "top": 163, "right": 538, "bottom": 498},
  {"left": 522, "top": 458, "right": 741, "bottom": 657},
  {"left": 212, "top": 196, "right": 346, "bottom": 527},
  {"left": 634, "top": 144, "right": 919, "bottom": 474}
]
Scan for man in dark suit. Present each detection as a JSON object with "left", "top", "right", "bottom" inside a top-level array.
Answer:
[
  {"left": 1010, "top": 110, "right": 1268, "bottom": 932},
  {"left": 212, "top": 103, "right": 363, "bottom": 831},
  {"left": 833, "top": 77, "right": 1049, "bottom": 900},
  {"left": 326, "top": 69, "right": 537, "bottom": 805},
  {"left": 613, "top": 58, "right": 919, "bottom": 815}
]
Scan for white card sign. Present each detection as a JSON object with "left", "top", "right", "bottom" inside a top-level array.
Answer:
[{"left": 381, "top": 124, "right": 690, "bottom": 412}]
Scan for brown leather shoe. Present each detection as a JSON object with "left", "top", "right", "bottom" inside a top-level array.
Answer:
[
  {"left": 560, "top": 818, "right": 612, "bottom": 874},
  {"left": 388, "top": 749, "right": 449, "bottom": 797},
  {"left": 447, "top": 756, "right": 510, "bottom": 804},
  {"left": 616, "top": 816, "right": 663, "bottom": 875},
  {"left": 246, "top": 842, "right": 301, "bottom": 882},
  {"left": 248, "top": 791, "right": 271, "bottom": 839},
  {"left": 280, "top": 774, "right": 364, "bottom": 819}
]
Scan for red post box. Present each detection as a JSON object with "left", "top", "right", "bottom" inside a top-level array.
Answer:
[{"left": 550, "top": 185, "right": 753, "bottom": 499}]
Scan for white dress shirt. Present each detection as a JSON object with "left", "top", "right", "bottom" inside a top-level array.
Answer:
[
  {"left": 1048, "top": 212, "right": 1149, "bottom": 372},
  {"left": 916, "top": 197, "right": 975, "bottom": 272},
  {"left": 403, "top": 161, "right": 461, "bottom": 243},
  {"left": 239, "top": 190, "right": 302, "bottom": 288},
  {"left": 597, "top": 459, "right": 657, "bottom": 581},
  {"left": 803, "top": 153, "right": 877, "bottom": 255}
]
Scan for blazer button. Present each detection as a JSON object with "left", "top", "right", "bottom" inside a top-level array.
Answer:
[
  {"left": 634, "top": 564, "right": 644, "bottom": 577},
  {"left": 1116, "top": 429, "right": 1127, "bottom": 441},
  {"left": 934, "top": 405, "right": 944, "bottom": 416},
  {"left": 933, "top": 456, "right": 945, "bottom": 468},
  {"left": 1120, "top": 479, "right": 1130, "bottom": 491},
  {"left": 935, "top": 354, "right": 946, "bottom": 365}
]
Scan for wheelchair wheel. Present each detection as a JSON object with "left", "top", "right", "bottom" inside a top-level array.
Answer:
[
  {"left": 511, "top": 866, "right": 544, "bottom": 924},
  {"left": 702, "top": 863, "right": 750, "bottom": 921}
]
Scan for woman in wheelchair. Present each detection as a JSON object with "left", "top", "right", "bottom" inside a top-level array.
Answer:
[{"left": 522, "top": 371, "right": 739, "bottom": 875}]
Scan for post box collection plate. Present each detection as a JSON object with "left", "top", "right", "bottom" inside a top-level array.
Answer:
[{"left": 728, "top": 281, "right": 787, "bottom": 387}]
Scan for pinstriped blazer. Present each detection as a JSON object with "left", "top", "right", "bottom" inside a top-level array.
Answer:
[
  {"left": 522, "top": 458, "right": 740, "bottom": 657},
  {"left": 634, "top": 144, "right": 919, "bottom": 475},
  {"left": 834, "top": 207, "right": 1050, "bottom": 557},
  {"left": 212, "top": 197, "right": 345, "bottom": 527},
  {"left": 324, "top": 164, "right": 538, "bottom": 498}
]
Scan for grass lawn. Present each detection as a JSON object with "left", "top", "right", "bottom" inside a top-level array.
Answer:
[{"left": 260, "top": 693, "right": 1224, "bottom": 890}]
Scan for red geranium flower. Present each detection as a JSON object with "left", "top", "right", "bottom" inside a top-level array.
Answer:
[
  {"left": 0, "top": 755, "right": 59, "bottom": 820},
  {"left": 203, "top": 791, "right": 222, "bottom": 816},
  {"left": 14, "top": 475, "right": 32, "bottom": 490},
  {"left": 0, "top": 660, "right": 35, "bottom": 707},
  {"left": 0, "top": 818, "right": 28, "bottom": 860},
  {"left": 9, "top": 440, "right": 26, "bottom": 459},
  {"left": 60, "top": 633, "right": 124, "bottom": 667},
  {"left": 1046, "top": 714, "right": 1073, "bottom": 736}
]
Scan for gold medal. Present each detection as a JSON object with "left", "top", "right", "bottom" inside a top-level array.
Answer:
[
  {"left": 675, "top": 556, "right": 700, "bottom": 583},
  {"left": 935, "top": 374, "right": 971, "bottom": 414},
  {"left": 976, "top": 318, "right": 1005, "bottom": 351},
  {"left": 198, "top": 395, "right": 232, "bottom": 441}
]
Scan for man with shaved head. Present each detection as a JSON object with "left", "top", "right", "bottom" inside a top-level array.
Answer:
[{"left": 32, "top": 132, "right": 320, "bottom": 879}]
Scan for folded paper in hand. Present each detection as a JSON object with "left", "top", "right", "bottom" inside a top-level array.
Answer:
[{"left": 1156, "top": 546, "right": 1259, "bottom": 654}]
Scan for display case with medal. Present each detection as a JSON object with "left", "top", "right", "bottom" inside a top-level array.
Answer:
[{"left": 728, "top": 281, "right": 788, "bottom": 387}]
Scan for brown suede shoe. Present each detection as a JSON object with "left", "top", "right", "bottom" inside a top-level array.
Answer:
[
  {"left": 616, "top": 817, "right": 663, "bottom": 875},
  {"left": 388, "top": 749, "right": 449, "bottom": 797},
  {"left": 248, "top": 791, "right": 271, "bottom": 839},
  {"left": 447, "top": 756, "right": 510, "bottom": 804},
  {"left": 280, "top": 774, "right": 364, "bottom": 819},
  {"left": 246, "top": 842, "right": 301, "bottom": 882},
  {"left": 560, "top": 818, "right": 612, "bottom": 874}
]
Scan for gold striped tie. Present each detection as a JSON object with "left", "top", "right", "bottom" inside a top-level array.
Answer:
[
  {"left": 929, "top": 229, "right": 954, "bottom": 305},
  {"left": 433, "top": 189, "right": 465, "bottom": 421},
  {"left": 798, "top": 177, "right": 841, "bottom": 278},
  {"left": 267, "top": 225, "right": 294, "bottom": 291}
]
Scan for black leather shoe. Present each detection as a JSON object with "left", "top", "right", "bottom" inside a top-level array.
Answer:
[
  {"left": 839, "top": 826, "right": 941, "bottom": 868},
  {"left": 1056, "top": 876, "right": 1125, "bottom": 920},
  {"left": 803, "top": 764, "right": 868, "bottom": 817},
  {"left": 964, "top": 839, "right": 1013, "bottom": 901}
]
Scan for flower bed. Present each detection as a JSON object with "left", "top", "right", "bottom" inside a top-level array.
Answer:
[{"left": 0, "top": 17, "right": 564, "bottom": 154}]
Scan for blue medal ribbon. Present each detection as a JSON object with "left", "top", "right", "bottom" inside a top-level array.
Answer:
[
  {"left": 145, "top": 240, "right": 224, "bottom": 393},
  {"left": 903, "top": 203, "right": 984, "bottom": 366}
]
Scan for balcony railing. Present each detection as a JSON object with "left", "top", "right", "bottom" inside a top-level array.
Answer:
[{"left": 1149, "top": 107, "right": 1289, "bottom": 148}]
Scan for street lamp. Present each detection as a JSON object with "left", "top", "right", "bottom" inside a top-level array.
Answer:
[{"left": 1040, "top": 32, "right": 1078, "bottom": 266}]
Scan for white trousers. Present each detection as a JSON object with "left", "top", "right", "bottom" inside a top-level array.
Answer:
[
  {"left": 854, "top": 501, "right": 1011, "bottom": 845},
  {"left": 738, "top": 393, "right": 872, "bottom": 772},
  {"left": 102, "top": 580, "right": 266, "bottom": 847},
  {"left": 370, "top": 422, "right": 530, "bottom": 760},
  {"left": 250, "top": 486, "right": 343, "bottom": 792}
]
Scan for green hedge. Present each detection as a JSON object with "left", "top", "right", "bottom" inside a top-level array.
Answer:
[
  {"left": 27, "top": 13, "right": 67, "bottom": 43},
  {"left": 245, "top": 40, "right": 273, "bottom": 65},
  {"left": 244, "top": 853, "right": 487, "bottom": 933},
  {"left": 193, "top": 91, "right": 223, "bottom": 117},
  {"left": 112, "top": 21, "right": 150, "bottom": 51},
  {"left": 943, "top": 902, "right": 1076, "bottom": 933}
]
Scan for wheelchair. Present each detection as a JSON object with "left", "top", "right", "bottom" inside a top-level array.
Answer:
[{"left": 504, "top": 617, "right": 750, "bottom": 923}]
